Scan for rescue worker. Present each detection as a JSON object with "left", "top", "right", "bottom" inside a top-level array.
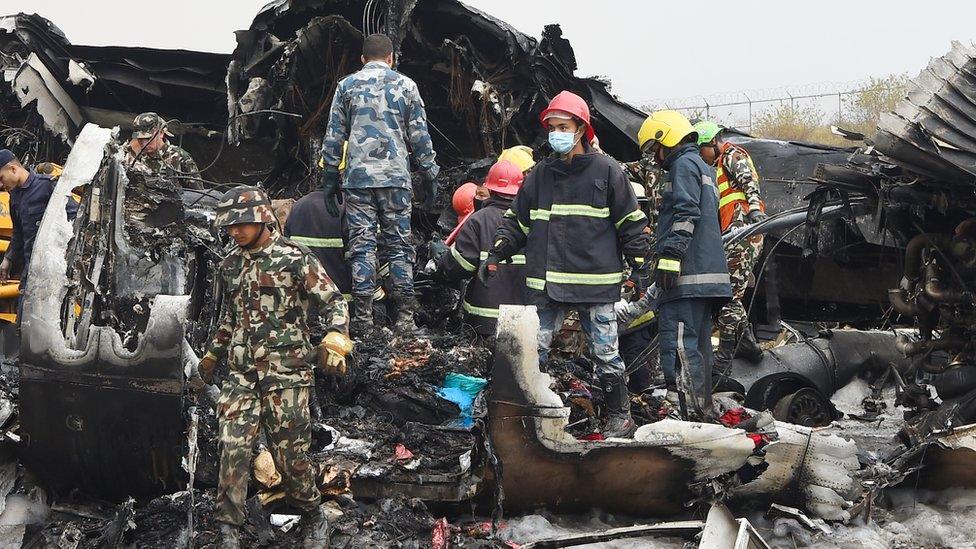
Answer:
[
  {"left": 446, "top": 182, "right": 479, "bottom": 246},
  {"left": 481, "top": 91, "right": 650, "bottom": 437},
  {"left": 125, "top": 112, "right": 201, "bottom": 187},
  {"left": 617, "top": 182, "right": 656, "bottom": 393},
  {"left": 498, "top": 145, "right": 536, "bottom": 173},
  {"left": 320, "top": 33, "right": 439, "bottom": 334},
  {"left": 0, "top": 151, "right": 78, "bottom": 294},
  {"left": 434, "top": 160, "right": 527, "bottom": 336},
  {"left": 694, "top": 121, "right": 766, "bottom": 365},
  {"left": 638, "top": 111, "right": 731, "bottom": 421},
  {"left": 283, "top": 191, "right": 352, "bottom": 301},
  {"left": 198, "top": 186, "right": 352, "bottom": 548}
]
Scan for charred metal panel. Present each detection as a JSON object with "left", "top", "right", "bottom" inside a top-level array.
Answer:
[{"left": 18, "top": 125, "right": 193, "bottom": 500}]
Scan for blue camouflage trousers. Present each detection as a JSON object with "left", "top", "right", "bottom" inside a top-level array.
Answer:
[
  {"left": 343, "top": 187, "right": 414, "bottom": 296},
  {"left": 537, "top": 301, "right": 625, "bottom": 377},
  {"left": 658, "top": 298, "right": 714, "bottom": 420}
]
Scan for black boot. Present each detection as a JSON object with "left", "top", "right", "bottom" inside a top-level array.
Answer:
[
  {"left": 714, "top": 336, "right": 736, "bottom": 369},
  {"left": 301, "top": 505, "right": 330, "bottom": 549},
  {"left": 351, "top": 295, "right": 374, "bottom": 336},
  {"left": 218, "top": 523, "right": 240, "bottom": 549},
  {"left": 393, "top": 292, "right": 419, "bottom": 333},
  {"left": 735, "top": 326, "right": 764, "bottom": 363},
  {"left": 600, "top": 373, "right": 636, "bottom": 438}
]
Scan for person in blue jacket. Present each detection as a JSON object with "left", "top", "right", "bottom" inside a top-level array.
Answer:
[{"left": 637, "top": 111, "right": 732, "bottom": 421}]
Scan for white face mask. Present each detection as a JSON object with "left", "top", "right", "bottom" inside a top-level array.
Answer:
[{"left": 549, "top": 129, "right": 582, "bottom": 154}]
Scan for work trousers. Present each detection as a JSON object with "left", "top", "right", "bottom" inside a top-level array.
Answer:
[
  {"left": 216, "top": 385, "right": 320, "bottom": 526},
  {"left": 658, "top": 298, "right": 715, "bottom": 420},
  {"left": 343, "top": 187, "right": 414, "bottom": 297},
  {"left": 537, "top": 301, "right": 626, "bottom": 378},
  {"left": 717, "top": 210, "right": 764, "bottom": 339}
]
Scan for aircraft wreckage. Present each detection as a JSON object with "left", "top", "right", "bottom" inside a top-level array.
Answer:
[{"left": 0, "top": 0, "right": 975, "bottom": 546}]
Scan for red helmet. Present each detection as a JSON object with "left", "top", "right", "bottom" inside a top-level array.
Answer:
[
  {"left": 539, "top": 90, "right": 595, "bottom": 143},
  {"left": 484, "top": 160, "right": 524, "bottom": 196},
  {"left": 452, "top": 182, "right": 479, "bottom": 217}
]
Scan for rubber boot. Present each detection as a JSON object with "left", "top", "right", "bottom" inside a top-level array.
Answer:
[
  {"left": 301, "top": 505, "right": 330, "bottom": 549},
  {"left": 393, "top": 292, "right": 419, "bottom": 333},
  {"left": 714, "top": 335, "right": 737, "bottom": 370},
  {"left": 351, "top": 295, "right": 374, "bottom": 336},
  {"left": 219, "top": 523, "right": 240, "bottom": 549},
  {"left": 735, "top": 326, "right": 764, "bottom": 363},
  {"left": 600, "top": 373, "right": 636, "bottom": 438}
]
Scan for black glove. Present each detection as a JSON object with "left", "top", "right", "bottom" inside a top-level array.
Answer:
[
  {"left": 321, "top": 166, "right": 342, "bottom": 217},
  {"left": 429, "top": 239, "right": 449, "bottom": 262},
  {"left": 630, "top": 262, "right": 652, "bottom": 295},
  {"left": 655, "top": 256, "right": 681, "bottom": 292},
  {"left": 747, "top": 209, "right": 768, "bottom": 224},
  {"left": 477, "top": 252, "right": 503, "bottom": 286},
  {"left": 418, "top": 172, "right": 438, "bottom": 210}
]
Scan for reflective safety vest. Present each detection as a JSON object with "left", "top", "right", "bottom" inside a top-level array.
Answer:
[{"left": 716, "top": 142, "right": 762, "bottom": 233}]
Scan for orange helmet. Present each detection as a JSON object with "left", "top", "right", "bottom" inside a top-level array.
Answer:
[
  {"left": 452, "top": 182, "right": 479, "bottom": 217},
  {"left": 484, "top": 160, "right": 524, "bottom": 197}
]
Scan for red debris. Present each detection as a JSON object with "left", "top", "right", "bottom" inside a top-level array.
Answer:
[
  {"left": 431, "top": 517, "right": 450, "bottom": 549},
  {"left": 394, "top": 443, "right": 415, "bottom": 462},
  {"left": 719, "top": 407, "right": 751, "bottom": 428},
  {"left": 578, "top": 432, "right": 605, "bottom": 441}
]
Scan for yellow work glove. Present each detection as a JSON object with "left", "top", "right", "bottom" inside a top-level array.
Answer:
[{"left": 318, "top": 331, "right": 353, "bottom": 377}]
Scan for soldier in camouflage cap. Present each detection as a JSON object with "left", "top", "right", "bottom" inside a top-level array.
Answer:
[
  {"left": 201, "top": 185, "right": 351, "bottom": 548},
  {"left": 320, "top": 33, "right": 440, "bottom": 335},
  {"left": 125, "top": 112, "right": 202, "bottom": 189}
]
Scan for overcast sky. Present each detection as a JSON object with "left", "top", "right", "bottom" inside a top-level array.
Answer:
[{"left": 7, "top": 0, "right": 975, "bottom": 104}]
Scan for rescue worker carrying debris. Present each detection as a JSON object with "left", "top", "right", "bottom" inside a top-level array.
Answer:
[
  {"left": 198, "top": 186, "right": 351, "bottom": 548},
  {"left": 481, "top": 91, "right": 650, "bottom": 438},
  {"left": 638, "top": 111, "right": 731, "bottom": 421},
  {"left": 433, "top": 160, "right": 528, "bottom": 336},
  {"left": 320, "top": 33, "right": 439, "bottom": 334},
  {"left": 695, "top": 121, "right": 765, "bottom": 366},
  {"left": 0, "top": 150, "right": 78, "bottom": 297},
  {"left": 125, "top": 112, "right": 200, "bottom": 186}
]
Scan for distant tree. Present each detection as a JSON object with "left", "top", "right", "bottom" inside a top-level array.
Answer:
[
  {"left": 751, "top": 102, "right": 843, "bottom": 144},
  {"left": 841, "top": 74, "right": 910, "bottom": 136}
]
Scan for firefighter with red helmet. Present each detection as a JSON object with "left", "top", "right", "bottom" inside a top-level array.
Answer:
[
  {"left": 480, "top": 91, "right": 650, "bottom": 437},
  {"left": 433, "top": 160, "right": 528, "bottom": 336}
]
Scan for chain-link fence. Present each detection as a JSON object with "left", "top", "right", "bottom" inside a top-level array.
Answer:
[{"left": 639, "top": 79, "right": 889, "bottom": 133}]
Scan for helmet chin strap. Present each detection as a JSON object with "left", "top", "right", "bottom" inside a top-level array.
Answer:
[{"left": 244, "top": 224, "right": 268, "bottom": 249}]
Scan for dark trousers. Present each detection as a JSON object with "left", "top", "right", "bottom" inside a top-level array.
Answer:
[{"left": 657, "top": 298, "right": 714, "bottom": 419}]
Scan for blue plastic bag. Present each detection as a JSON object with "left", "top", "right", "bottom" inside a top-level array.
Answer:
[{"left": 436, "top": 373, "right": 488, "bottom": 428}]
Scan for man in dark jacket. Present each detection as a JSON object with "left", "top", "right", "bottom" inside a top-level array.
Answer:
[
  {"left": 434, "top": 160, "right": 527, "bottom": 336},
  {"left": 637, "top": 111, "right": 732, "bottom": 421},
  {"left": 283, "top": 190, "right": 352, "bottom": 301},
  {"left": 0, "top": 150, "right": 78, "bottom": 293},
  {"left": 481, "top": 91, "right": 650, "bottom": 438}
]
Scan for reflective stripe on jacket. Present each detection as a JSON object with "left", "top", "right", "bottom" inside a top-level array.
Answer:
[{"left": 716, "top": 142, "right": 763, "bottom": 233}]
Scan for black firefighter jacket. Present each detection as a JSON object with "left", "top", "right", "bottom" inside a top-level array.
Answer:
[
  {"left": 283, "top": 190, "right": 353, "bottom": 298},
  {"left": 494, "top": 152, "right": 650, "bottom": 305},
  {"left": 435, "top": 195, "right": 527, "bottom": 335}
]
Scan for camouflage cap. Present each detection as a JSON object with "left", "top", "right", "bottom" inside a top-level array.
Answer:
[
  {"left": 132, "top": 112, "right": 173, "bottom": 139},
  {"left": 214, "top": 185, "right": 277, "bottom": 227}
]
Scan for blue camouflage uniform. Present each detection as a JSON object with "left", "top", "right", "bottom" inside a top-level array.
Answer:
[
  {"left": 321, "top": 60, "right": 438, "bottom": 298},
  {"left": 654, "top": 143, "right": 732, "bottom": 419}
]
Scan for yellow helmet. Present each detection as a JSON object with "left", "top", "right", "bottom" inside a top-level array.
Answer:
[
  {"left": 637, "top": 110, "right": 695, "bottom": 151},
  {"left": 498, "top": 146, "right": 535, "bottom": 172}
]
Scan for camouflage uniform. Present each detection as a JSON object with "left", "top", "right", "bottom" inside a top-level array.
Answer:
[
  {"left": 205, "top": 188, "right": 349, "bottom": 526},
  {"left": 125, "top": 112, "right": 201, "bottom": 188},
  {"left": 716, "top": 147, "right": 764, "bottom": 340},
  {"left": 537, "top": 303, "right": 625, "bottom": 378},
  {"left": 321, "top": 60, "right": 438, "bottom": 297}
]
